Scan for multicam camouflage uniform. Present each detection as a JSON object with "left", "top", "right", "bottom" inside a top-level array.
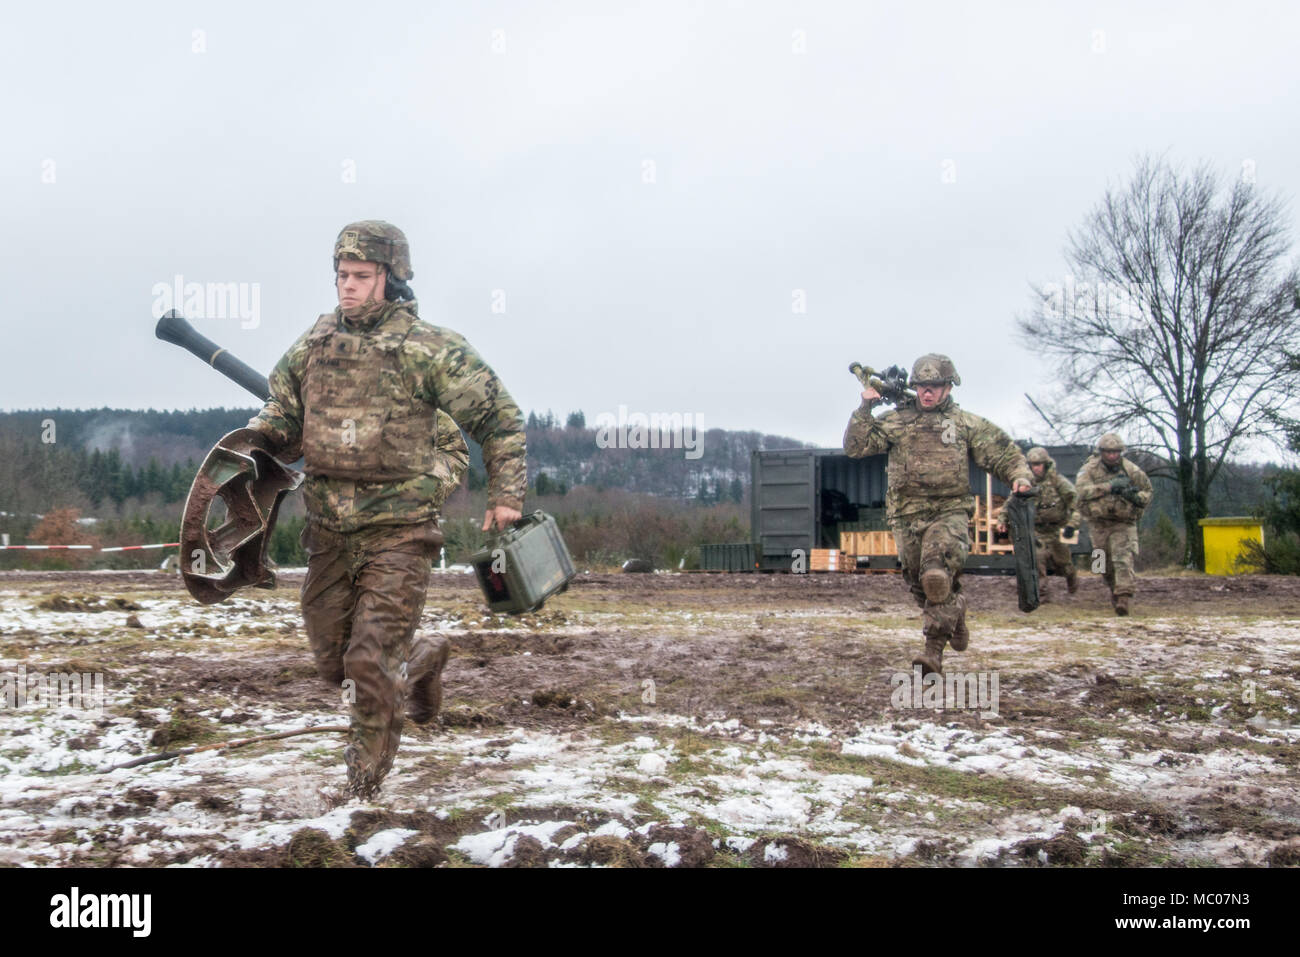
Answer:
[
  {"left": 1075, "top": 434, "right": 1152, "bottom": 614},
  {"left": 997, "top": 447, "right": 1080, "bottom": 599},
  {"left": 844, "top": 355, "right": 1031, "bottom": 675},
  {"left": 249, "top": 221, "right": 526, "bottom": 798}
]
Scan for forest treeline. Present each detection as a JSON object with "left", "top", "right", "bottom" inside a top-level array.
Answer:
[
  {"left": 0, "top": 407, "right": 808, "bottom": 513},
  {"left": 2, "top": 407, "right": 1295, "bottom": 573},
  {"left": 0, "top": 408, "right": 802, "bottom": 569}
]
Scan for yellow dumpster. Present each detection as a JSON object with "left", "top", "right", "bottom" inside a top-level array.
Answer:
[{"left": 1198, "top": 517, "right": 1264, "bottom": 575}]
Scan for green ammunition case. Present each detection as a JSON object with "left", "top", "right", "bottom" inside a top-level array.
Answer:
[{"left": 471, "top": 510, "right": 575, "bottom": 614}]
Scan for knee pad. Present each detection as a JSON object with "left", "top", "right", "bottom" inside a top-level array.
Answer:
[{"left": 920, "top": 567, "right": 951, "bottom": 603}]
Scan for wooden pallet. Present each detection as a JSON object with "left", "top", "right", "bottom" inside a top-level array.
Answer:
[
  {"left": 840, "top": 530, "right": 897, "bottom": 557},
  {"left": 972, "top": 480, "right": 1015, "bottom": 556},
  {"left": 828, "top": 484, "right": 1033, "bottom": 560}
]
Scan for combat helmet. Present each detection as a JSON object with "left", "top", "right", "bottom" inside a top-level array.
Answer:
[
  {"left": 1026, "top": 446, "right": 1053, "bottom": 469},
  {"left": 334, "top": 220, "right": 413, "bottom": 281},
  {"left": 910, "top": 354, "right": 961, "bottom": 387},
  {"left": 1096, "top": 433, "right": 1125, "bottom": 453}
]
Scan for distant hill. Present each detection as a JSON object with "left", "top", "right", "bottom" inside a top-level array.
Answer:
[
  {"left": 0, "top": 408, "right": 814, "bottom": 513},
  {"left": 2, "top": 408, "right": 1277, "bottom": 528},
  {"left": 0, "top": 408, "right": 253, "bottom": 470}
]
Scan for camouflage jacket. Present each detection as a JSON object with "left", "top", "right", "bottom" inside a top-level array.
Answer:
[
  {"left": 997, "top": 460, "right": 1080, "bottom": 531},
  {"left": 844, "top": 395, "right": 1032, "bottom": 523},
  {"left": 249, "top": 300, "right": 526, "bottom": 532},
  {"left": 1075, "top": 454, "right": 1153, "bottom": 525}
]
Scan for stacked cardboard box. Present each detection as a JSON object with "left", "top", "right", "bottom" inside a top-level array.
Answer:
[{"left": 810, "top": 549, "right": 851, "bottom": 571}]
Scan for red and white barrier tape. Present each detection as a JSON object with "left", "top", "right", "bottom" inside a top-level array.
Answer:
[
  {"left": 0, "top": 543, "right": 178, "bottom": 552},
  {"left": 99, "top": 543, "right": 180, "bottom": 553}
]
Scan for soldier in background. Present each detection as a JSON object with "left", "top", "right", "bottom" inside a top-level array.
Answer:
[
  {"left": 997, "top": 446, "right": 1080, "bottom": 601},
  {"left": 845, "top": 354, "right": 1032, "bottom": 675},
  {"left": 248, "top": 220, "right": 526, "bottom": 798},
  {"left": 1075, "top": 433, "right": 1152, "bottom": 616}
]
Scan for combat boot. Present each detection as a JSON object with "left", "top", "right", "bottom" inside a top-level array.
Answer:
[
  {"left": 912, "top": 635, "right": 945, "bottom": 676},
  {"left": 344, "top": 745, "right": 383, "bottom": 801},
  {"left": 1114, "top": 595, "right": 1130, "bottom": 617},
  {"left": 407, "top": 635, "right": 451, "bottom": 725},
  {"left": 948, "top": 595, "right": 969, "bottom": 652},
  {"left": 1066, "top": 568, "right": 1079, "bottom": 594}
]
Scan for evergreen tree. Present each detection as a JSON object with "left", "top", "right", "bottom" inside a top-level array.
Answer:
[
  {"left": 85, "top": 449, "right": 106, "bottom": 507},
  {"left": 144, "top": 458, "right": 164, "bottom": 496},
  {"left": 105, "top": 449, "right": 126, "bottom": 505}
]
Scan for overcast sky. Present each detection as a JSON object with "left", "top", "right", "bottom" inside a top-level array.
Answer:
[{"left": 4, "top": 0, "right": 1298, "bottom": 451}]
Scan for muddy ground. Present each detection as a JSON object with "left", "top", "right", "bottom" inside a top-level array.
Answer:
[{"left": 1, "top": 568, "right": 1298, "bottom": 868}]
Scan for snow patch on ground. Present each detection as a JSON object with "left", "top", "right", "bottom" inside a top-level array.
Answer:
[
  {"left": 450, "top": 820, "right": 572, "bottom": 867},
  {"left": 4, "top": 586, "right": 1299, "bottom": 868},
  {"left": 355, "top": 828, "right": 418, "bottom": 865}
]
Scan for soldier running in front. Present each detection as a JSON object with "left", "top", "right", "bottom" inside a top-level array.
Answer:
[{"left": 844, "top": 354, "right": 1032, "bottom": 675}]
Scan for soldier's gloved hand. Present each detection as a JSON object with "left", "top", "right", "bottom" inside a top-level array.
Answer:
[
  {"left": 1063, "top": 526, "right": 1076, "bottom": 537},
  {"left": 1121, "top": 488, "right": 1144, "bottom": 506},
  {"left": 1109, "top": 477, "right": 1131, "bottom": 493}
]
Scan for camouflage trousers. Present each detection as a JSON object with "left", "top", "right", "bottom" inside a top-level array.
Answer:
[
  {"left": 1089, "top": 520, "right": 1139, "bottom": 598},
  {"left": 893, "top": 510, "right": 970, "bottom": 638},
  {"left": 300, "top": 519, "right": 445, "bottom": 798},
  {"left": 1034, "top": 529, "right": 1077, "bottom": 589}
]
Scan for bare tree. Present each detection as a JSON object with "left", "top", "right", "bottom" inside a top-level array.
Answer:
[{"left": 1021, "top": 155, "right": 1300, "bottom": 570}]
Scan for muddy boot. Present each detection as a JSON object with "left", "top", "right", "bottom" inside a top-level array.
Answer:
[
  {"left": 1066, "top": 568, "right": 1078, "bottom": 594},
  {"left": 911, "top": 635, "right": 945, "bottom": 676},
  {"left": 948, "top": 595, "right": 970, "bottom": 652},
  {"left": 1114, "top": 595, "right": 1130, "bottom": 617},
  {"left": 407, "top": 635, "right": 451, "bottom": 725},
  {"left": 344, "top": 745, "right": 384, "bottom": 801}
]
